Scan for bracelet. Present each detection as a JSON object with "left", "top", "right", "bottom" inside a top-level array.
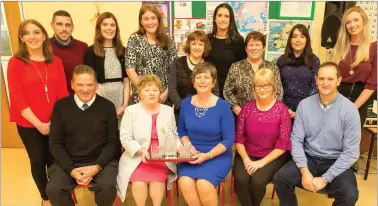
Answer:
[{"left": 208, "top": 151, "right": 213, "bottom": 159}]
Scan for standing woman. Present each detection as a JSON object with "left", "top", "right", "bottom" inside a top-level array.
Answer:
[
  {"left": 277, "top": 24, "right": 320, "bottom": 119},
  {"left": 206, "top": 3, "right": 247, "bottom": 99},
  {"left": 224, "top": 31, "right": 283, "bottom": 116},
  {"left": 126, "top": 4, "right": 177, "bottom": 105},
  {"left": 85, "top": 12, "right": 130, "bottom": 118},
  {"left": 332, "top": 6, "right": 377, "bottom": 125},
  {"left": 7, "top": 19, "right": 69, "bottom": 206},
  {"left": 168, "top": 30, "right": 219, "bottom": 123}
]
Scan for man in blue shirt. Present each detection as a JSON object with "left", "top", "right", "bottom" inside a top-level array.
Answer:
[{"left": 273, "top": 62, "right": 360, "bottom": 206}]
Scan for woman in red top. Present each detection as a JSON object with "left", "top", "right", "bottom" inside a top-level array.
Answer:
[
  {"left": 332, "top": 6, "right": 377, "bottom": 125},
  {"left": 7, "top": 19, "right": 68, "bottom": 206}
]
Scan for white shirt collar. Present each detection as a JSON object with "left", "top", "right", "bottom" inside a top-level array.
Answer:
[{"left": 74, "top": 94, "right": 96, "bottom": 110}]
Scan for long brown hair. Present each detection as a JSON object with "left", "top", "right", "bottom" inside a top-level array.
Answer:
[
  {"left": 209, "top": 3, "right": 243, "bottom": 44},
  {"left": 14, "top": 19, "right": 53, "bottom": 64},
  {"left": 93, "top": 12, "right": 125, "bottom": 57},
  {"left": 283, "top": 24, "right": 315, "bottom": 69},
  {"left": 135, "top": 4, "right": 170, "bottom": 50}
]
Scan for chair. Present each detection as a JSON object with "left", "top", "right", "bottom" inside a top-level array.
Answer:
[
  {"left": 71, "top": 184, "right": 121, "bottom": 206},
  {"left": 230, "top": 170, "right": 276, "bottom": 206}
]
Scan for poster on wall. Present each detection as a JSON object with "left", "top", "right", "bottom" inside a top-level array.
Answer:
[
  {"left": 143, "top": 1, "right": 170, "bottom": 34},
  {"left": 173, "top": 1, "right": 192, "bottom": 18},
  {"left": 356, "top": 1, "right": 377, "bottom": 41},
  {"left": 173, "top": 18, "right": 207, "bottom": 56},
  {"left": 205, "top": 2, "right": 268, "bottom": 38},
  {"left": 228, "top": 2, "right": 268, "bottom": 38},
  {"left": 267, "top": 20, "right": 312, "bottom": 52},
  {"left": 278, "top": 2, "right": 315, "bottom": 20},
  {"left": 265, "top": 53, "right": 281, "bottom": 62}
]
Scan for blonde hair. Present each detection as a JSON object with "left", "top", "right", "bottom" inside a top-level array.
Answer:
[
  {"left": 252, "top": 68, "right": 277, "bottom": 100},
  {"left": 137, "top": 74, "right": 163, "bottom": 94},
  {"left": 332, "top": 6, "right": 371, "bottom": 68}
]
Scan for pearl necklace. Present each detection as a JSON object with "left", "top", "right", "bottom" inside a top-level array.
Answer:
[{"left": 194, "top": 95, "right": 212, "bottom": 117}]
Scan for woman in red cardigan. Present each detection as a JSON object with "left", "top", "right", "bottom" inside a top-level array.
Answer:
[{"left": 7, "top": 19, "right": 68, "bottom": 206}]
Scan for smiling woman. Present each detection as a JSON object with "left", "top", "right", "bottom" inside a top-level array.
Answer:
[
  {"left": 277, "top": 24, "right": 320, "bottom": 119},
  {"left": 85, "top": 12, "right": 130, "bottom": 119},
  {"left": 168, "top": 30, "right": 219, "bottom": 123},
  {"left": 125, "top": 4, "right": 177, "bottom": 106},
  {"left": 7, "top": 19, "right": 69, "bottom": 206}
]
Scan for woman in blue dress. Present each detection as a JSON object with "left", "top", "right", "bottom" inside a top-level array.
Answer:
[{"left": 177, "top": 62, "right": 235, "bottom": 206}]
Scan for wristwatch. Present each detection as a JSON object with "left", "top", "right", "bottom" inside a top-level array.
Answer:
[{"left": 321, "top": 176, "right": 328, "bottom": 184}]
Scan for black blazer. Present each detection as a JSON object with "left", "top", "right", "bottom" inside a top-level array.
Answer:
[{"left": 84, "top": 45, "right": 127, "bottom": 83}]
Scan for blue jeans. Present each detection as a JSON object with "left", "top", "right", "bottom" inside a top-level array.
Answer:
[{"left": 273, "top": 153, "right": 358, "bottom": 206}]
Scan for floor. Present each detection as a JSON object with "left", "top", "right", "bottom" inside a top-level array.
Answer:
[{"left": 1, "top": 148, "right": 376, "bottom": 206}]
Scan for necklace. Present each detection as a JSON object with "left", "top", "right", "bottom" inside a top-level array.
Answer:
[
  {"left": 194, "top": 95, "right": 212, "bottom": 117},
  {"left": 349, "top": 46, "right": 355, "bottom": 75},
  {"left": 30, "top": 60, "right": 49, "bottom": 103},
  {"left": 188, "top": 56, "right": 203, "bottom": 66}
]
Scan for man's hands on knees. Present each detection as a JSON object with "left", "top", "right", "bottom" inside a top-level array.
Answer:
[
  {"left": 300, "top": 167, "right": 316, "bottom": 192},
  {"left": 311, "top": 177, "right": 327, "bottom": 191},
  {"left": 70, "top": 165, "right": 100, "bottom": 186}
]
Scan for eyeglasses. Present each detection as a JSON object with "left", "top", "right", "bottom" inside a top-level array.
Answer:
[{"left": 255, "top": 84, "right": 271, "bottom": 90}]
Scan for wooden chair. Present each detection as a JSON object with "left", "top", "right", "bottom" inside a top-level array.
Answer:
[{"left": 71, "top": 184, "right": 121, "bottom": 206}]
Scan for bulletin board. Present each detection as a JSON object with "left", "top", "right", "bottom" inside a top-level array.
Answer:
[{"left": 170, "top": 1, "right": 315, "bottom": 61}]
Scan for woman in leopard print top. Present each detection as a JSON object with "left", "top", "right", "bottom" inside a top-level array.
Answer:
[
  {"left": 125, "top": 4, "right": 177, "bottom": 105},
  {"left": 223, "top": 31, "right": 283, "bottom": 116}
]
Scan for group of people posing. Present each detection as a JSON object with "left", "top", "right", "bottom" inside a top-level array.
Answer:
[{"left": 7, "top": 2, "right": 376, "bottom": 206}]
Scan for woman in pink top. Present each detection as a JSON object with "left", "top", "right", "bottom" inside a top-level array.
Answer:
[
  {"left": 233, "top": 68, "right": 291, "bottom": 206},
  {"left": 117, "top": 74, "right": 179, "bottom": 204}
]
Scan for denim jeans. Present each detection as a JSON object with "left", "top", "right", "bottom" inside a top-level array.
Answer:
[{"left": 273, "top": 153, "right": 358, "bottom": 206}]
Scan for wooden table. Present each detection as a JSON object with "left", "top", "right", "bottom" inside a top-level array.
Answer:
[{"left": 364, "top": 127, "right": 377, "bottom": 180}]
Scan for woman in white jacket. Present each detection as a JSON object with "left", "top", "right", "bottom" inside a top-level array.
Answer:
[{"left": 117, "top": 74, "right": 179, "bottom": 205}]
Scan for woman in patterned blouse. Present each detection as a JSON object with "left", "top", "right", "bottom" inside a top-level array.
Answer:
[
  {"left": 277, "top": 24, "right": 320, "bottom": 119},
  {"left": 85, "top": 12, "right": 129, "bottom": 118},
  {"left": 125, "top": 4, "right": 178, "bottom": 105},
  {"left": 224, "top": 31, "right": 283, "bottom": 116},
  {"left": 234, "top": 68, "right": 291, "bottom": 206}
]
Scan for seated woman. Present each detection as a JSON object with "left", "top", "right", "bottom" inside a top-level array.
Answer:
[
  {"left": 168, "top": 30, "right": 219, "bottom": 123},
  {"left": 224, "top": 31, "right": 283, "bottom": 116},
  {"left": 234, "top": 68, "right": 291, "bottom": 206},
  {"left": 178, "top": 62, "right": 235, "bottom": 206},
  {"left": 117, "top": 74, "right": 178, "bottom": 205}
]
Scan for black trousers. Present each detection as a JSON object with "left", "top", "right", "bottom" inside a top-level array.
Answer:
[
  {"left": 46, "top": 160, "right": 118, "bottom": 206},
  {"left": 233, "top": 153, "right": 289, "bottom": 206},
  {"left": 273, "top": 154, "right": 359, "bottom": 206},
  {"left": 338, "top": 82, "right": 374, "bottom": 126},
  {"left": 17, "top": 125, "right": 53, "bottom": 200}
]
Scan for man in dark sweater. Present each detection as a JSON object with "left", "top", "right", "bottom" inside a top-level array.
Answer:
[
  {"left": 47, "top": 65, "right": 120, "bottom": 206},
  {"left": 50, "top": 10, "right": 88, "bottom": 94},
  {"left": 273, "top": 62, "right": 360, "bottom": 206}
]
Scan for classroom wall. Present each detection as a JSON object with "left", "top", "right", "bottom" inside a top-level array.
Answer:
[
  {"left": 21, "top": 2, "right": 327, "bottom": 61},
  {"left": 21, "top": 2, "right": 142, "bottom": 46}
]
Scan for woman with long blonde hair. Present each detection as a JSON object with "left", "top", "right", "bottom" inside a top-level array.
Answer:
[
  {"left": 332, "top": 6, "right": 377, "bottom": 124},
  {"left": 126, "top": 4, "right": 177, "bottom": 105}
]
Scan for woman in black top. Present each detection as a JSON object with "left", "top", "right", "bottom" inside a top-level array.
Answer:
[
  {"left": 168, "top": 30, "right": 219, "bottom": 123},
  {"left": 206, "top": 3, "right": 247, "bottom": 99},
  {"left": 85, "top": 12, "right": 129, "bottom": 118}
]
